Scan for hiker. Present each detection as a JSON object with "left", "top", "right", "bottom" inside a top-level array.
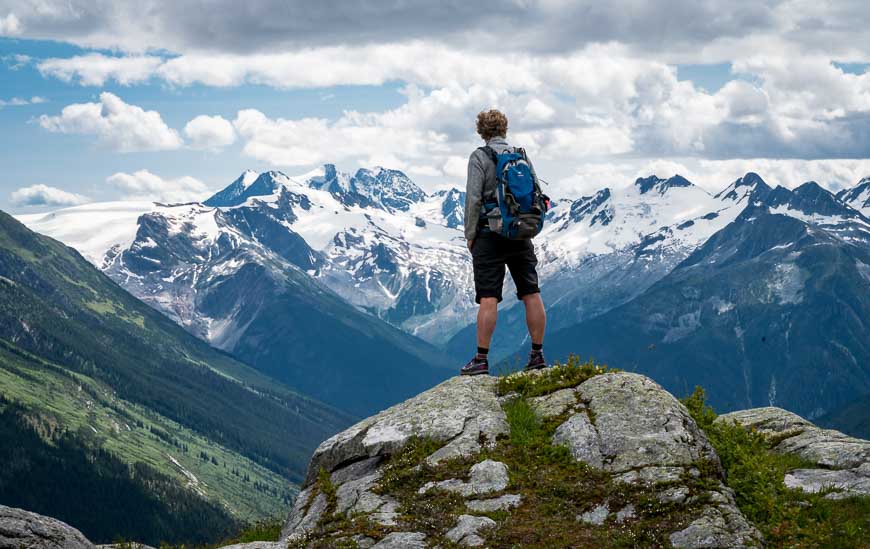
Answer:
[{"left": 461, "top": 109, "right": 550, "bottom": 376}]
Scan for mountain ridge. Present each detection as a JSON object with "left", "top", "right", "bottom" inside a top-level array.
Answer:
[{"left": 0, "top": 210, "right": 353, "bottom": 540}]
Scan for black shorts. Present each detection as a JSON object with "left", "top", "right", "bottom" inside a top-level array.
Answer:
[{"left": 471, "top": 231, "right": 540, "bottom": 304}]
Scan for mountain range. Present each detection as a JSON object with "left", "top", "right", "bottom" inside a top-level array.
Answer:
[
  {"left": 18, "top": 168, "right": 870, "bottom": 423},
  {"left": 0, "top": 211, "right": 352, "bottom": 543}
]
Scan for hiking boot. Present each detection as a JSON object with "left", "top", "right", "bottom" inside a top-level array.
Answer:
[
  {"left": 460, "top": 355, "right": 489, "bottom": 376},
  {"left": 524, "top": 350, "right": 547, "bottom": 371}
]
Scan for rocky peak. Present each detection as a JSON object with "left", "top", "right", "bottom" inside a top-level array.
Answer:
[
  {"left": 566, "top": 188, "right": 613, "bottom": 227},
  {"left": 635, "top": 174, "right": 694, "bottom": 195},
  {"left": 351, "top": 167, "right": 427, "bottom": 212},
  {"left": 204, "top": 171, "right": 286, "bottom": 208},
  {"left": 438, "top": 188, "right": 466, "bottom": 229},
  {"left": 765, "top": 181, "right": 869, "bottom": 221},
  {"left": 837, "top": 176, "right": 870, "bottom": 212},
  {"left": 203, "top": 170, "right": 259, "bottom": 207},
  {"left": 714, "top": 172, "right": 772, "bottom": 204}
]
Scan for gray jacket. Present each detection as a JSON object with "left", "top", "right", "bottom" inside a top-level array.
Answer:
[{"left": 464, "top": 136, "right": 539, "bottom": 240}]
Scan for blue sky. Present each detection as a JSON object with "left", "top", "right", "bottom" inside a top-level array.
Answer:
[{"left": 2, "top": 1, "right": 870, "bottom": 212}]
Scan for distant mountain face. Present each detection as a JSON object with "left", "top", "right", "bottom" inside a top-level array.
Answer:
[
  {"left": 837, "top": 177, "right": 870, "bottom": 215},
  {"left": 19, "top": 168, "right": 870, "bottom": 418},
  {"left": 0, "top": 211, "right": 352, "bottom": 539},
  {"left": 533, "top": 180, "right": 870, "bottom": 419},
  {"left": 816, "top": 394, "right": 870, "bottom": 439},
  {"left": 447, "top": 173, "right": 760, "bottom": 359},
  {"left": 22, "top": 170, "right": 453, "bottom": 416}
]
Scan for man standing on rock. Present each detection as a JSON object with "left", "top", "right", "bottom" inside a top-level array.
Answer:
[{"left": 460, "top": 109, "right": 549, "bottom": 376}]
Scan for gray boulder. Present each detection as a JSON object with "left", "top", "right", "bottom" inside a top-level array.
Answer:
[
  {"left": 669, "top": 504, "right": 762, "bottom": 549},
  {"left": 302, "top": 376, "right": 508, "bottom": 486},
  {"left": 282, "top": 376, "right": 509, "bottom": 540},
  {"left": 548, "top": 373, "right": 762, "bottom": 546},
  {"left": 577, "top": 504, "right": 609, "bottom": 525},
  {"left": 530, "top": 387, "right": 581, "bottom": 418},
  {"left": 419, "top": 459, "right": 509, "bottom": 497},
  {"left": 370, "top": 532, "right": 426, "bottom": 548},
  {"left": 579, "top": 373, "right": 719, "bottom": 473},
  {"left": 552, "top": 412, "right": 603, "bottom": 467},
  {"left": 717, "top": 407, "right": 869, "bottom": 469},
  {"left": 718, "top": 406, "right": 870, "bottom": 498},
  {"left": 0, "top": 505, "right": 95, "bottom": 549},
  {"left": 445, "top": 515, "right": 495, "bottom": 546},
  {"left": 466, "top": 494, "right": 522, "bottom": 512}
]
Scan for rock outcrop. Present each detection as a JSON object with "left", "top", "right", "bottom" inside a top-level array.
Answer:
[
  {"left": 718, "top": 406, "right": 870, "bottom": 498},
  {"left": 0, "top": 505, "right": 95, "bottom": 549},
  {"left": 280, "top": 372, "right": 764, "bottom": 548}
]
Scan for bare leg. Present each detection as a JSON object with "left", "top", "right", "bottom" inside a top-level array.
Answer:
[
  {"left": 522, "top": 293, "right": 546, "bottom": 345},
  {"left": 476, "top": 297, "right": 499, "bottom": 348}
]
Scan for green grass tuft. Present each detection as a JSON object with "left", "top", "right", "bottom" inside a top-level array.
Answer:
[
  {"left": 497, "top": 354, "right": 615, "bottom": 397},
  {"left": 682, "top": 386, "right": 870, "bottom": 548},
  {"left": 219, "top": 518, "right": 283, "bottom": 544}
]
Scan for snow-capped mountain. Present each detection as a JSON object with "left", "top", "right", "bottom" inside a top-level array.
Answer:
[
  {"left": 837, "top": 176, "right": 870, "bottom": 215},
  {"left": 446, "top": 173, "right": 757, "bottom": 357},
  {"left": 16, "top": 168, "right": 870, "bottom": 420},
  {"left": 19, "top": 169, "right": 870, "bottom": 357},
  {"left": 537, "top": 181, "right": 870, "bottom": 419}
]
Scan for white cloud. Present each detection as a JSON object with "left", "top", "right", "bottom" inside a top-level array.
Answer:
[
  {"left": 38, "top": 53, "right": 162, "bottom": 86},
  {"left": 38, "top": 92, "right": 183, "bottom": 152},
  {"left": 11, "top": 184, "right": 88, "bottom": 207},
  {"left": 8, "top": 2, "right": 870, "bottom": 188},
  {"left": 183, "top": 115, "right": 236, "bottom": 150},
  {"left": 3, "top": 0, "right": 866, "bottom": 63},
  {"left": 2, "top": 53, "right": 31, "bottom": 69},
  {"left": 106, "top": 170, "right": 210, "bottom": 203},
  {"left": 0, "top": 96, "right": 46, "bottom": 108},
  {"left": 556, "top": 158, "right": 870, "bottom": 200},
  {"left": 0, "top": 12, "right": 20, "bottom": 36}
]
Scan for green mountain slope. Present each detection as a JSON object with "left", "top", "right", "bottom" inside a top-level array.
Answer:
[
  {"left": 0, "top": 211, "right": 353, "bottom": 540},
  {"left": 0, "top": 396, "right": 239, "bottom": 546}
]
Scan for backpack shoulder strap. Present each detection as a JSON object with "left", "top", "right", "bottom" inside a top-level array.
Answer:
[{"left": 478, "top": 146, "right": 498, "bottom": 167}]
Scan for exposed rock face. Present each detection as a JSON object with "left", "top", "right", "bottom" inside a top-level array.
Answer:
[
  {"left": 300, "top": 375, "right": 508, "bottom": 487},
  {"left": 578, "top": 373, "right": 719, "bottom": 473},
  {"left": 0, "top": 505, "right": 95, "bottom": 549},
  {"left": 544, "top": 373, "right": 762, "bottom": 548},
  {"left": 279, "top": 371, "right": 768, "bottom": 548},
  {"left": 718, "top": 406, "right": 870, "bottom": 498}
]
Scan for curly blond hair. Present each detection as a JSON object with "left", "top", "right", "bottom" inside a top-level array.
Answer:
[{"left": 476, "top": 109, "right": 508, "bottom": 141}]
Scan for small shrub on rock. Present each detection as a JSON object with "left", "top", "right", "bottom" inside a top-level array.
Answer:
[{"left": 497, "top": 354, "right": 614, "bottom": 398}]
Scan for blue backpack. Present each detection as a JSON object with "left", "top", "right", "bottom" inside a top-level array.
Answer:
[{"left": 479, "top": 146, "right": 550, "bottom": 239}]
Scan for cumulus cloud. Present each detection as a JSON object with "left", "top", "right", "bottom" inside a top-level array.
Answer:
[
  {"left": 3, "top": 0, "right": 863, "bottom": 61},
  {"left": 9, "top": 1, "right": 870, "bottom": 186},
  {"left": 183, "top": 115, "right": 236, "bottom": 150},
  {"left": 38, "top": 53, "right": 161, "bottom": 86},
  {"left": 11, "top": 184, "right": 88, "bottom": 207},
  {"left": 0, "top": 12, "right": 20, "bottom": 36},
  {"left": 106, "top": 170, "right": 210, "bottom": 203},
  {"left": 38, "top": 92, "right": 182, "bottom": 152}
]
